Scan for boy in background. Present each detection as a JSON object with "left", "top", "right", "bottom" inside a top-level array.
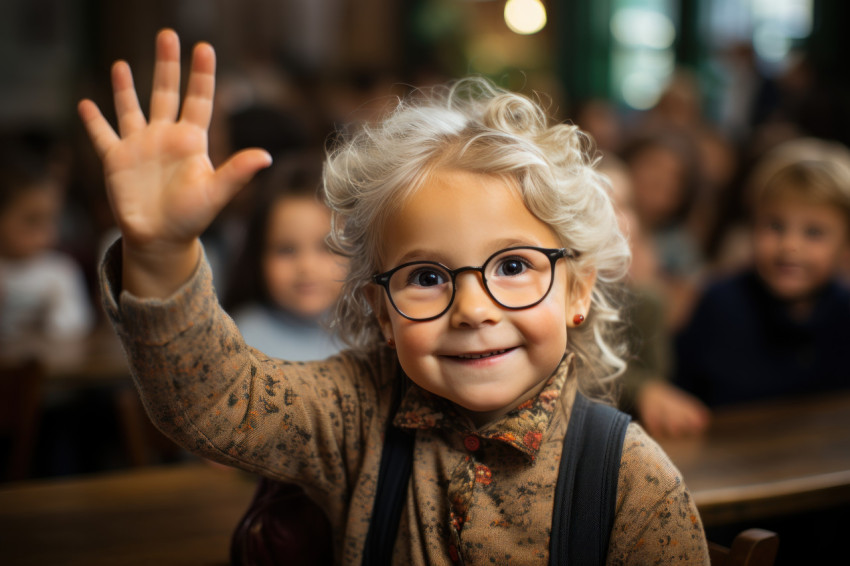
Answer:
[{"left": 674, "top": 137, "right": 850, "bottom": 407}]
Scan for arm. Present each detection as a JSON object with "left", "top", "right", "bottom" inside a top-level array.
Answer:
[
  {"left": 619, "top": 285, "right": 711, "bottom": 438},
  {"left": 83, "top": 31, "right": 385, "bottom": 492},
  {"left": 607, "top": 425, "right": 710, "bottom": 565},
  {"left": 99, "top": 238, "right": 394, "bottom": 496},
  {"left": 77, "top": 29, "right": 271, "bottom": 298},
  {"left": 635, "top": 381, "right": 710, "bottom": 439}
]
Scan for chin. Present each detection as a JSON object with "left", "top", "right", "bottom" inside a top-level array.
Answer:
[{"left": 451, "top": 394, "right": 513, "bottom": 415}]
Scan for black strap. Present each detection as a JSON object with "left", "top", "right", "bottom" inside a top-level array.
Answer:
[
  {"left": 361, "top": 377, "right": 413, "bottom": 566},
  {"left": 549, "top": 392, "right": 631, "bottom": 566}
]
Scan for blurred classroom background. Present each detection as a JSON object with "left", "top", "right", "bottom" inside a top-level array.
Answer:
[{"left": 1, "top": 1, "right": 850, "bottom": 562}]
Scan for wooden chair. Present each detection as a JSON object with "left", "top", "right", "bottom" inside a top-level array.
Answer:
[
  {"left": 709, "top": 528, "right": 779, "bottom": 566},
  {"left": 0, "top": 357, "right": 45, "bottom": 482}
]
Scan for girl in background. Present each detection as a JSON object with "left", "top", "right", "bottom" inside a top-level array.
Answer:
[{"left": 224, "top": 153, "right": 347, "bottom": 361}]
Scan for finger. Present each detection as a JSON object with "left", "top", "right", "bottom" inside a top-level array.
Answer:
[
  {"left": 149, "top": 29, "right": 182, "bottom": 122},
  {"left": 77, "top": 99, "right": 120, "bottom": 159},
  {"left": 112, "top": 61, "right": 148, "bottom": 137},
  {"left": 180, "top": 41, "right": 216, "bottom": 130},
  {"left": 210, "top": 148, "right": 273, "bottom": 207}
]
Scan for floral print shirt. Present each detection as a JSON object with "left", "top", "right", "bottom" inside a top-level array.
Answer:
[{"left": 100, "top": 243, "right": 709, "bottom": 565}]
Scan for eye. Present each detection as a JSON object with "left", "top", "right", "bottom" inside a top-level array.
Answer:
[
  {"left": 804, "top": 226, "right": 825, "bottom": 239},
  {"left": 495, "top": 256, "right": 531, "bottom": 277},
  {"left": 272, "top": 245, "right": 297, "bottom": 256},
  {"left": 765, "top": 219, "right": 784, "bottom": 234},
  {"left": 406, "top": 267, "right": 447, "bottom": 287}
]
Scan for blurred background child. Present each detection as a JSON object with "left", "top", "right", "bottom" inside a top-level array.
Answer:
[
  {"left": 600, "top": 154, "right": 710, "bottom": 438},
  {"left": 619, "top": 130, "right": 705, "bottom": 331},
  {"left": 674, "top": 137, "right": 850, "bottom": 408},
  {"left": 224, "top": 153, "right": 347, "bottom": 360},
  {"left": 0, "top": 139, "right": 95, "bottom": 341}
]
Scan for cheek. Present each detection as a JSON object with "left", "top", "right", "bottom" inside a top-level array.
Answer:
[
  {"left": 392, "top": 317, "right": 440, "bottom": 355},
  {"left": 264, "top": 256, "right": 296, "bottom": 292},
  {"left": 325, "top": 256, "right": 350, "bottom": 282},
  {"left": 525, "top": 307, "right": 567, "bottom": 347},
  {"left": 516, "top": 293, "right": 569, "bottom": 352},
  {"left": 807, "top": 242, "right": 844, "bottom": 274},
  {"left": 753, "top": 230, "right": 777, "bottom": 256},
  {"left": 390, "top": 318, "right": 446, "bottom": 378}
]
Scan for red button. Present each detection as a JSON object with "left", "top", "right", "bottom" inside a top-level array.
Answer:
[{"left": 464, "top": 435, "right": 480, "bottom": 451}]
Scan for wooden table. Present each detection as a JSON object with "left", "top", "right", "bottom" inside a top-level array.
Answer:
[
  {"left": 658, "top": 390, "right": 850, "bottom": 527},
  {"left": 0, "top": 462, "right": 257, "bottom": 566},
  {"left": 2, "top": 392, "right": 848, "bottom": 563},
  {"left": 1, "top": 324, "right": 175, "bottom": 469},
  {"left": 0, "top": 323, "right": 131, "bottom": 389}
]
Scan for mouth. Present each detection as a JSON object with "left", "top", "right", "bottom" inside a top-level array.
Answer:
[
  {"left": 774, "top": 261, "right": 804, "bottom": 275},
  {"left": 295, "top": 282, "right": 323, "bottom": 293},
  {"left": 446, "top": 347, "right": 515, "bottom": 360}
]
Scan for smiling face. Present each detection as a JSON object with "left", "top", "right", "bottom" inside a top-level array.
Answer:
[
  {"left": 753, "top": 192, "right": 849, "bottom": 304},
  {"left": 262, "top": 196, "right": 348, "bottom": 318},
  {"left": 375, "top": 168, "right": 593, "bottom": 426}
]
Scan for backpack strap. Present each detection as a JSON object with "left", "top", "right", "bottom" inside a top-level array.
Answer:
[
  {"left": 550, "top": 391, "right": 631, "bottom": 566},
  {"left": 361, "top": 376, "right": 413, "bottom": 566}
]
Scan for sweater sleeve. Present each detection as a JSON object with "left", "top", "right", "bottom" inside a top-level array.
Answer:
[
  {"left": 99, "top": 240, "right": 395, "bottom": 497},
  {"left": 607, "top": 424, "right": 710, "bottom": 565}
]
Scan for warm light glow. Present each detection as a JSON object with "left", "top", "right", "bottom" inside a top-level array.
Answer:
[{"left": 504, "top": 0, "right": 547, "bottom": 35}]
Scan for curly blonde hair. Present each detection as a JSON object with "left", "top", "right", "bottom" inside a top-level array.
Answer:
[{"left": 323, "top": 77, "right": 631, "bottom": 397}]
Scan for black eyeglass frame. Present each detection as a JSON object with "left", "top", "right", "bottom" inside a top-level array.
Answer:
[{"left": 372, "top": 246, "right": 576, "bottom": 322}]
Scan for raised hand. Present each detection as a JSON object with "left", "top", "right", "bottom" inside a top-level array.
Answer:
[{"left": 78, "top": 29, "right": 271, "bottom": 297}]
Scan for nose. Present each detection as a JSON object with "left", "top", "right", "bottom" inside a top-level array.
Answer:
[
  {"left": 778, "top": 230, "right": 802, "bottom": 253},
  {"left": 294, "top": 249, "right": 320, "bottom": 274},
  {"left": 449, "top": 271, "right": 502, "bottom": 328}
]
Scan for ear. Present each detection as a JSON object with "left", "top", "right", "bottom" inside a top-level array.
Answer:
[
  {"left": 567, "top": 269, "right": 596, "bottom": 328},
  {"left": 365, "top": 284, "right": 395, "bottom": 341}
]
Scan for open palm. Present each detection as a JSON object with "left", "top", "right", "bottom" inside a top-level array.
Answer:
[{"left": 78, "top": 29, "right": 271, "bottom": 251}]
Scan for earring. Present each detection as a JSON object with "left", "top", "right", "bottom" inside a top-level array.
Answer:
[
  {"left": 573, "top": 313, "right": 585, "bottom": 326},
  {"left": 386, "top": 338, "right": 396, "bottom": 348}
]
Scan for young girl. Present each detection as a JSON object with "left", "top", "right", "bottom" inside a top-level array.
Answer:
[
  {"left": 223, "top": 153, "right": 347, "bottom": 361},
  {"left": 79, "top": 30, "right": 709, "bottom": 564}
]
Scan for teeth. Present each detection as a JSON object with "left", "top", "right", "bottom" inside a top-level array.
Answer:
[{"left": 457, "top": 349, "right": 507, "bottom": 359}]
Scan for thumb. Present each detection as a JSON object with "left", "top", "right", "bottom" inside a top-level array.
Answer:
[{"left": 210, "top": 148, "right": 273, "bottom": 207}]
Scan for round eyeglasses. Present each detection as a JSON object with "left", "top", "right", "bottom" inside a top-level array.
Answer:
[{"left": 372, "top": 246, "right": 575, "bottom": 321}]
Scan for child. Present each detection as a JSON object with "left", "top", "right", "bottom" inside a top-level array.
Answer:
[
  {"left": 620, "top": 131, "right": 704, "bottom": 330},
  {"left": 600, "top": 155, "right": 710, "bottom": 438},
  {"left": 79, "top": 30, "right": 709, "bottom": 564},
  {"left": 224, "top": 154, "right": 347, "bottom": 360},
  {"left": 674, "top": 137, "right": 850, "bottom": 407},
  {"left": 0, "top": 144, "right": 95, "bottom": 340}
]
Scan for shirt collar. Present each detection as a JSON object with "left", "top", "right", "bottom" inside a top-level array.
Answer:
[{"left": 392, "top": 354, "right": 574, "bottom": 461}]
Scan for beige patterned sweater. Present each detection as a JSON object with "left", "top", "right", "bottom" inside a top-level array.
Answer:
[{"left": 100, "top": 243, "right": 709, "bottom": 565}]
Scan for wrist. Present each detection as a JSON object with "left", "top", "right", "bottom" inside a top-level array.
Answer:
[{"left": 122, "top": 238, "right": 201, "bottom": 299}]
